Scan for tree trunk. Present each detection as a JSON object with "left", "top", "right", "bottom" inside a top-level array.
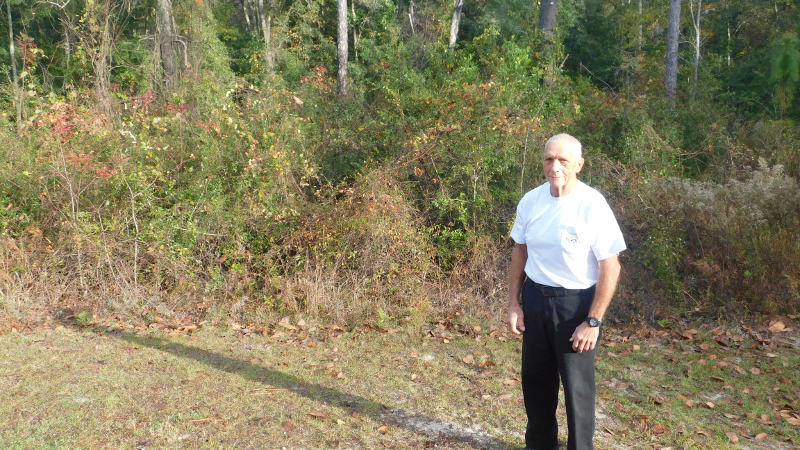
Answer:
[
  {"left": 96, "top": 7, "right": 113, "bottom": 116},
  {"left": 539, "top": 0, "right": 558, "bottom": 42},
  {"left": 689, "top": 0, "right": 701, "bottom": 101},
  {"left": 638, "top": 0, "right": 643, "bottom": 53},
  {"left": 258, "top": 0, "right": 269, "bottom": 64},
  {"left": 408, "top": 1, "right": 415, "bottom": 34},
  {"left": 351, "top": 1, "right": 359, "bottom": 61},
  {"left": 64, "top": 26, "right": 71, "bottom": 72},
  {"left": 157, "top": 0, "right": 176, "bottom": 90},
  {"left": 665, "top": 0, "right": 681, "bottom": 101},
  {"left": 337, "top": 0, "right": 348, "bottom": 97},
  {"left": 449, "top": 0, "right": 464, "bottom": 52},
  {"left": 242, "top": 0, "right": 253, "bottom": 31},
  {"left": 539, "top": 0, "right": 558, "bottom": 84},
  {"left": 6, "top": 0, "right": 21, "bottom": 128}
]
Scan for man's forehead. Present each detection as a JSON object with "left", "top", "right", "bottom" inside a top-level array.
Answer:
[{"left": 543, "top": 143, "right": 580, "bottom": 159}]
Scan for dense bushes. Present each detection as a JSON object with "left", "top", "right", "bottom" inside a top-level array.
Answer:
[{"left": 2, "top": 0, "right": 799, "bottom": 329}]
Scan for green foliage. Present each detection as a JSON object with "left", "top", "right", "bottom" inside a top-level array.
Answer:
[
  {"left": 2, "top": 0, "right": 800, "bottom": 328},
  {"left": 770, "top": 33, "right": 800, "bottom": 114},
  {"left": 75, "top": 310, "right": 92, "bottom": 326}
]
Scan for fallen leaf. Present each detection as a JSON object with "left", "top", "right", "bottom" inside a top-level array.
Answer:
[
  {"left": 685, "top": 400, "right": 694, "bottom": 408},
  {"left": 652, "top": 394, "right": 667, "bottom": 405},
  {"left": 478, "top": 360, "right": 496, "bottom": 367},
  {"left": 695, "top": 427, "right": 711, "bottom": 436},
  {"left": 503, "top": 379, "right": 519, "bottom": 385},
  {"left": 766, "top": 353, "right": 778, "bottom": 358},
  {"left": 481, "top": 394, "right": 492, "bottom": 399},
  {"left": 723, "top": 413, "right": 741, "bottom": 419},
  {"left": 711, "top": 376, "right": 725, "bottom": 382},
  {"left": 293, "top": 96, "right": 304, "bottom": 106},
  {"left": 726, "top": 431, "right": 739, "bottom": 443},
  {"left": 498, "top": 393, "right": 513, "bottom": 400},
  {"left": 309, "top": 412, "right": 326, "bottom": 419},
  {"left": 462, "top": 354, "right": 474, "bottom": 364},
  {"left": 650, "top": 424, "right": 668, "bottom": 434},
  {"left": 705, "top": 402, "right": 715, "bottom": 409},
  {"left": 250, "top": 358, "right": 262, "bottom": 365},
  {"left": 734, "top": 365, "right": 747, "bottom": 375},
  {"left": 336, "top": 372, "right": 345, "bottom": 379},
  {"left": 750, "top": 367, "right": 761, "bottom": 375},
  {"left": 784, "top": 416, "right": 800, "bottom": 426},
  {"left": 632, "top": 345, "right": 640, "bottom": 351},
  {"left": 768, "top": 322, "right": 786, "bottom": 332},
  {"left": 754, "top": 433, "right": 768, "bottom": 441},
  {"left": 699, "top": 343, "right": 711, "bottom": 350},
  {"left": 377, "top": 425, "right": 389, "bottom": 434}
]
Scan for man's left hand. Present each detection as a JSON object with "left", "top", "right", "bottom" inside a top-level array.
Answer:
[{"left": 569, "top": 321, "right": 599, "bottom": 353}]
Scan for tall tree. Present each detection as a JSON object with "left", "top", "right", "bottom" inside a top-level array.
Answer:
[
  {"left": 258, "top": 0, "right": 268, "bottom": 45},
  {"left": 6, "top": 0, "right": 21, "bottom": 127},
  {"left": 337, "top": 0, "right": 348, "bottom": 97},
  {"left": 689, "top": 0, "right": 702, "bottom": 100},
  {"left": 539, "top": 0, "right": 558, "bottom": 83},
  {"left": 539, "top": 0, "right": 558, "bottom": 46},
  {"left": 770, "top": 33, "right": 800, "bottom": 116},
  {"left": 665, "top": 0, "right": 682, "bottom": 101},
  {"left": 449, "top": 0, "right": 464, "bottom": 52},
  {"left": 260, "top": 0, "right": 275, "bottom": 71},
  {"left": 638, "top": 0, "right": 643, "bottom": 53},
  {"left": 242, "top": 0, "right": 253, "bottom": 31},
  {"left": 157, "top": 0, "right": 176, "bottom": 90}
]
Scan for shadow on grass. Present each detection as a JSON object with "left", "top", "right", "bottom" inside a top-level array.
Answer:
[{"left": 106, "top": 330, "right": 511, "bottom": 450}]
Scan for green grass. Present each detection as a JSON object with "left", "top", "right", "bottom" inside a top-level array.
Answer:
[{"left": 1, "top": 316, "right": 798, "bottom": 449}]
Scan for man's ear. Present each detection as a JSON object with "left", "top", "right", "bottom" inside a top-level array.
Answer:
[{"left": 576, "top": 158, "right": 585, "bottom": 172}]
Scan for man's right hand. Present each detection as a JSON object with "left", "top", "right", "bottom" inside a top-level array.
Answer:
[{"left": 508, "top": 302, "right": 525, "bottom": 335}]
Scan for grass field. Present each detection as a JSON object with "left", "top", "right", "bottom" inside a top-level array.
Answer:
[{"left": 1, "top": 314, "right": 798, "bottom": 449}]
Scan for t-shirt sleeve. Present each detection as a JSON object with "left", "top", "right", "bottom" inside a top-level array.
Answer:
[
  {"left": 590, "top": 199, "right": 626, "bottom": 260},
  {"left": 509, "top": 205, "right": 527, "bottom": 244}
]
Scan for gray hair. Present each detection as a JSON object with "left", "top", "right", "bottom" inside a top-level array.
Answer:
[{"left": 544, "top": 133, "right": 582, "bottom": 159}]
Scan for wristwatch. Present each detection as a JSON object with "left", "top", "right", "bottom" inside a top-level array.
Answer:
[{"left": 586, "top": 317, "right": 602, "bottom": 327}]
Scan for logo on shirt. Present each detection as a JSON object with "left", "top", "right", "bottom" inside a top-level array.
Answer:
[{"left": 561, "top": 226, "right": 584, "bottom": 254}]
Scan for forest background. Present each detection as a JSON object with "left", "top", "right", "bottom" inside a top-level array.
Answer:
[{"left": 0, "top": 0, "right": 799, "bottom": 330}]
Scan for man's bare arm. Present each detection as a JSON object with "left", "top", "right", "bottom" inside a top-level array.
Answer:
[
  {"left": 569, "top": 254, "right": 621, "bottom": 352},
  {"left": 507, "top": 243, "right": 528, "bottom": 335}
]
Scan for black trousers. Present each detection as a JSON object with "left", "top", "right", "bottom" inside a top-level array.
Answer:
[{"left": 521, "top": 278, "right": 599, "bottom": 450}]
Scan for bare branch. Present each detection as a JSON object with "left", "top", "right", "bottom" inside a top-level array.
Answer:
[{"left": 36, "top": 0, "right": 73, "bottom": 9}]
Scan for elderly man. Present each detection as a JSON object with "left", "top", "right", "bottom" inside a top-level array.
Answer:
[{"left": 507, "top": 134, "right": 626, "bottom": 450}]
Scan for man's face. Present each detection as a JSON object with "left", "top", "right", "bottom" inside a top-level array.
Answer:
[{"left": 543, "top": 142, "right": 584, "bottom": 197}]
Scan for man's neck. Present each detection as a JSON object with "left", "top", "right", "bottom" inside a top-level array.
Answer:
[{"left": 550, "top": 181, "right": 579, "bottom": 197}]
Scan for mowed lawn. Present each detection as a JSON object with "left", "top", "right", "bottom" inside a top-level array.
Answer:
[{"left": 1, "top": 315, "right": 798, "bottom": 449}]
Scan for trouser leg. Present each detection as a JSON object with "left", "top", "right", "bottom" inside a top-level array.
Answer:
[
  {"left": 554, "top": 287, "right": 599, "bottom": 450},
  {"left": 521, "top": 280, "right": 559, "bottom": 450}
]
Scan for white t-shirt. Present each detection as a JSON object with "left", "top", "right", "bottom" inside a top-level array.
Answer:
[{"left": 509, "top": 181, "right": 626, "bottom": 289}]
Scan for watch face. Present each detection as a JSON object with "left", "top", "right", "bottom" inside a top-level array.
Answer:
[{"left": 587, "top": 317, "right": 600, "bottom": 327}]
